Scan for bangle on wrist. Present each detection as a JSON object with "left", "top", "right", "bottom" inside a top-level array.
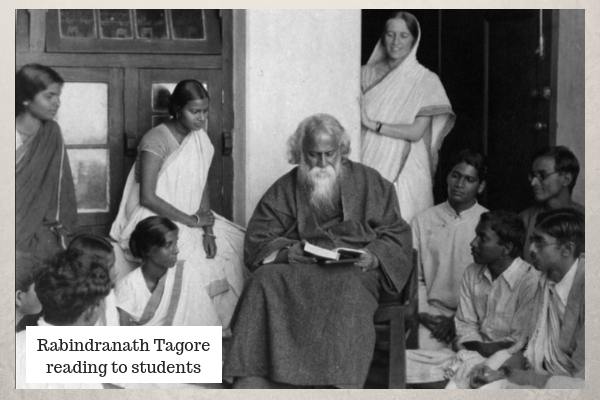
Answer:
[
  {"left": 203, "top": 232, "right": 216, "bottom": 239},
  {"left": 191, "top": 213, "right": 200, "bottom": 226},
  {"left": 375, "top": 121, "right": 382, "bottom": 133}
]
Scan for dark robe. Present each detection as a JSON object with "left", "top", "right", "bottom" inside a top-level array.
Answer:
[
  {"left": 16, "top": 120, "right": 77, "bottom": 261},
  {"left": 223, "top": 160, "right": 412, "bottom": 388}
]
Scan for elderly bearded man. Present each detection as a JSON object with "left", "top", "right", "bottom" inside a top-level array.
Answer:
[{"left": 223, "top": 114, "right": 412, "bottom": 389}]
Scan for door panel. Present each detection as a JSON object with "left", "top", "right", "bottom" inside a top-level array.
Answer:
[
  {"left": 484, "top": 10, "right": 552, "bottom": 212},
  {"left": 52, "top": 67, "right": 125, "bottom": 229},
  {"left": 361, "top": 10, "right": 553, "bottom": 212},
  {"left": 137, "top": 69, "right": 224, "bottom": 214}
]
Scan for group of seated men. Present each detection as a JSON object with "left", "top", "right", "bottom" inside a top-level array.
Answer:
[{"left": 222, "top": 114, "right": 585, "bottom": 389}]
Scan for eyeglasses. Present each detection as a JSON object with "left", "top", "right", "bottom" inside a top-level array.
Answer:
[
  {"left": 528, "top": 171, "right": 559, "bottom": 182},
  {"left": 529, "top": 235, "right": 560, "bottom": 249}
]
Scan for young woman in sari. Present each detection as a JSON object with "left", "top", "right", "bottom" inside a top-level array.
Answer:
[
  {"left": 116, "top": 216, "right": 186, "bottom": 326},
  {"left": 16, "top": 64, "right": 77, "bottom": 260},
  {"left": 361, "top": 12, "right": 456, "bottom": 223},
  {"left": 110, "top": 80, "right": 248, "bottom": 334}
]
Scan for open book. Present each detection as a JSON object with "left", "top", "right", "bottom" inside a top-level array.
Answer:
[{"left": 303, "top": 242, "right": 365, "bottom": 264}]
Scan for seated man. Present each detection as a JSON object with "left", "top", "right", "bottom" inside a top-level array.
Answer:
[
  {"left": 16, "top": 249, "right": 112, "bottom": 389},
  {"left": 521, "top": 146, "right": 584, "bottom": 264},
  {"left": 223, "top": 113, "right": 412, "bottom": 389},
  {"left": 470, "top": 208, "right": 584, "bottom": 389},
  {"left": 406, "top": 211, "right": 538, "bottom": 387},
  {"left": 412, "top": 149, "right": 488, "bottom": 350}
]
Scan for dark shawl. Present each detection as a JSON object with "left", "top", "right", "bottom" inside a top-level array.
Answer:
[
  {"left": 16, "top": 120, "right": 77, "bottom": 260},
  {"left": 244, "top": 160, "right": 412, "bottom": 292},
  {"left": 224, "top": 161, "right": 412, "bottom": 387}
]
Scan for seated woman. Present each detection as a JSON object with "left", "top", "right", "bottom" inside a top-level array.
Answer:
[
  {"left": 68, "top": 234, "right": 119, "bottom": 326},
  {"left": 110, "top": 79, "right": 248, "bottom": 335},
  {"left": 16, "top": 249, "right": 112, "bottom": 389},
  {"left": 116, "top": 216, "right": 214, "bottom": 326},
  {"left": 15, "top": 251, "right": 43, "bottom": 331}
]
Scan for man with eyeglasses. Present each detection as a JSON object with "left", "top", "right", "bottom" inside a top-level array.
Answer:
[
  {"left": 468, "top": 208, "right": 584, "bottom": 389},
  {"left": 520, "top": 146, "right": 584, "bottom": 264}
]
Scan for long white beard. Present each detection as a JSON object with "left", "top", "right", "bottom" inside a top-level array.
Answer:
[{"left": 299, "top": 160, "right": 342, "bottom": 214}]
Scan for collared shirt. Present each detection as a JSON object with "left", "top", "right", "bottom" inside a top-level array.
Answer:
[
  {"left": 549, "top": 259, "right": 579, "bottom": 319},
  {"left": 412, "top": 201, "right": 488, "bottom": 316},
  {"left": 455, "top": 257, "right": 539, "bottom": 345}
]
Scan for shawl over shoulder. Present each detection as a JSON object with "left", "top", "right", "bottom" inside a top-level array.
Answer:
[
  {"left": 16, "top": 120, "right": 77, "bottom": 259},
  {"left": 244, "top": 160, "right": 412, "bottom": 293},
  {"left": 360, "top": 19, "right": 455, "bottom": 185}
]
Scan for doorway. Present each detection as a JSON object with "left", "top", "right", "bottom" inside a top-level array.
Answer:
[{"left": 361, "top": 9, "right": 555, "bottom": 213}]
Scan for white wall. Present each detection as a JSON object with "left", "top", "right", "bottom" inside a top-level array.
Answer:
[
  {"left": 556, "top": 10, "right": 585, "bottom": 205},
  {"left": 232, "top": 10, "right": 362, "bottom": 226}
]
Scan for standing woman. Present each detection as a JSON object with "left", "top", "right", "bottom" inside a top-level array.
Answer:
[
  {"left": 361, "top": 12, "right": 455, "bottom": 223},
  {"left": 111, "top": 79, "right": 248, "bottom": 334},
  {"left": 16, "top": 64, "right": 77, "bottom": 260}
]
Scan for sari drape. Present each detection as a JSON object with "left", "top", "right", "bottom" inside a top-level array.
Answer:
[
  {"left": 361, "top": 18, "right": 455, "bottom": 222},
  {"left": 16, "top": 120, "right": 77, "bottom": 260},
  {"left": 110, "top": 127, "right": 249, "bottom": 332},
  {"left": 115, "top": 260, "right": 196, "bottom": 326}
]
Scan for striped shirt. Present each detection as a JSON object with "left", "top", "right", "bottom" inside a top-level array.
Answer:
[{"left": 455, "top": 257, "right": 539, "bottom": 345}]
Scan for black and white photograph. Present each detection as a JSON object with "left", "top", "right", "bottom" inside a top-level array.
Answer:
[{"left": 9, "top": 5, "right": 595, "bottom": 397}]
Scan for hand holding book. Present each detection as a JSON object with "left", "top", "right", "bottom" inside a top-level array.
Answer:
[
  {"left": 286, "top": 241, "right": 319, "bottom": 265},
  {"left": 303, "top": 242, "right": 378, "bottom": 270}
]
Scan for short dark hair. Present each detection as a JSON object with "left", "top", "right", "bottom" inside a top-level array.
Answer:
[
  {"left": 35, "top": 249, "right": 112, "bottom": 325},
  {"left": 382, "top": 11, "right": 420, "bottom": 48},
  {"left": 480, "top": 210, "right": 526, "bottom": 258},
  {"left": 535, "top": 208, "right": 585, "bottom": 258},
  {"left": 129, "top": 216, "right": 179, "bottom": 259},
  {"left": 16, "top": 251, "right": 43, "bottom": 293},
  {"left": 533, "top": 146, "right": 580, "bottom": 193},
  {"left": 69, "top": 234, "right": 113, "bottom": 256},
  {"left": 167, "top": 79, "right": 209, "bottom": 117},
  {"left": 16, "top": 64, "right": 64, "bottom": 116},
  {"left": 449, "top": 149, "right": 488, "bottom": 183}
]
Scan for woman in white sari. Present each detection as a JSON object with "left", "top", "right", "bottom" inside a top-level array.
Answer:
[
  {"left": 111, "top": 80, "right": 249, "bottom": 335},
  {"left": 361, "top": 12, "right": 455, "bottom": 223}
]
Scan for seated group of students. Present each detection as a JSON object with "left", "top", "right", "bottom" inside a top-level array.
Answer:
[
  {"left": 408, "top": 145, "right": 584, "bottom": 389},
  {"left": 15, "top": 116, "right": 584, "bottom": 390}
]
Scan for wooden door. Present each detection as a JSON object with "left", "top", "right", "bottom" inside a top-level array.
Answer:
[
  {"left": 483, "top": 10, "right": 553, "bottom": 212},
  {"left": 17, "top": 9, "right": 233, "bottom": 237},
  {"left": 361, "top": 10, "right": 554, "bottom": 212},
  {"left": 137, "top": 69, "right": 224, "bottom": 215}
]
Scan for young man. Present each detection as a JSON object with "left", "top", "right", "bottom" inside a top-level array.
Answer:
[
  {"left": 454, "top": 211, "right": 538, "bottom": 358},
  {"left": 407, "top": 211, "right": 538, "bottom": 387},
  {"left": 411, "top": 149, "right": 488, "bottom": 350},
  {"left": 470, "top": 208, "right": 584, "bottom": 389},
  {"left": 521, "top": 146, "right": 584, "bottom": 263}
]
